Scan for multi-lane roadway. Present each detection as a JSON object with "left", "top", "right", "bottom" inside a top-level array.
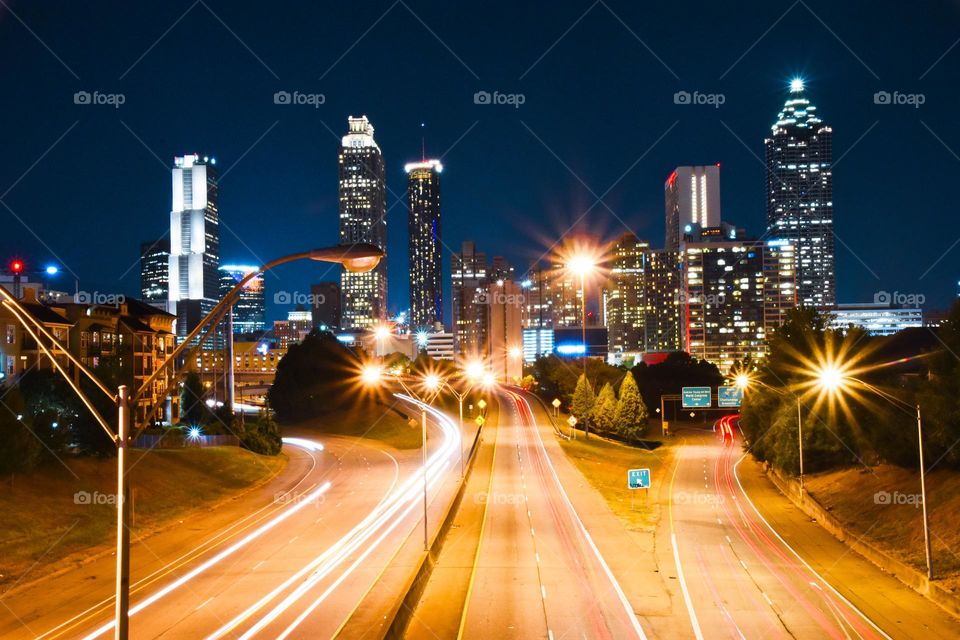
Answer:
[{"left": 0, "top": 395, "right": 465, "bottom": 640}]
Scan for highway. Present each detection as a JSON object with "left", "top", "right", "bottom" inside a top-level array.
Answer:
[
  {"left": 668, "top": 415, "right": 960, "bottom": 640},
  {"left": 457, "top": 389, "right": 646, "bottom": 639},
  {"left": 1, "top": 395, "right": 463, "bottom": 640}
]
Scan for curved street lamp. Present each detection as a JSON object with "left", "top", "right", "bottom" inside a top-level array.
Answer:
[{"left": 0, "top": 242, "right": 383, "bottom": 639}]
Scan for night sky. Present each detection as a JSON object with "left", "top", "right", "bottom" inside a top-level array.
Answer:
[{"left": 1, "top": 1, "right": 958, "bottom": 323}]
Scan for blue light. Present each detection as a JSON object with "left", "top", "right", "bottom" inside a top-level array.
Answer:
[
  {"left": 45, "top": 265, "right": 59, "bottom": 275},
  {"left": 521, "top": 279, "right": 533, "bottom": 289},
  {"left": 556, "top": 344, "right": 586, "bottom": 355},
  {"left": 684, "top": 224, "right": 693, "bottom": 233},
  {"left": 187, "top": 426, "right": 203, "bottom": 440},
  {"left": 416, "top": 331, "right": 429, "bottom": 347},
  {"left": 336, "top": 334, "right": 354, "bottom": 343}
]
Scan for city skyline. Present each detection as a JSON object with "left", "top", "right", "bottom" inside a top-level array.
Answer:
[{"left": 2, "top": 2, "right": 957, "bottom": 324}]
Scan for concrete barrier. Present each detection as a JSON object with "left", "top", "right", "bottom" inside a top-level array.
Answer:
[
  {"left": 764, "top": 464, "right": 960, "bottom": 618},
  {"left": 377, "top": 398, "right": 492, "bottom": 640}
]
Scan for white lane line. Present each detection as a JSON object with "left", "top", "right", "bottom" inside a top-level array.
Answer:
[
  {"left": 732, "top": 455, "right": 893, "bottom": 640},
  {"left": 522, "top": 394, "right": 649, "bottom": 639},
  {"left": 81, "top": 482, "right": 333, "bottom": 640},
  {"left": 762, "top": 592, "right": 774, "bottom": 606},
  {"left": 672, "top": 533, "right": 705, "bottom": 640},
  {"left": 195, "top": 597, "right": 215, "bottom": 611},
  {"left": 541, "top": 585, "right": 547, "bottom": 599}
]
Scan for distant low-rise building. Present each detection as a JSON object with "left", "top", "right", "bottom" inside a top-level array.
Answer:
[{"left": 831, "top": 303, "right": 923, "bottom": 336}]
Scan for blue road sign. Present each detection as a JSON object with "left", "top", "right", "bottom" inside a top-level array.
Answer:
[
  {"left": 718, "top": 385, "right": 743, "bottom": 408},
  {"left": 682, "top": 386, "right": 712, "bottom": 408},
  {"left": 628, "top": 468, "right": 651, "bottom": 489}
]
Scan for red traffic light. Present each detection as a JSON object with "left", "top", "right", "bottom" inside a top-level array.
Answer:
[{"left": 10, "top": 260, "right": 24, "bottom": 274}]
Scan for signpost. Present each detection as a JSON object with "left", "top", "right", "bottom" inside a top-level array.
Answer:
[
  {"left": 718, "top": 385, "right": 743, "bottom": 408},
  {"left": 628, "top": 468, "right": 651, "bottom": 510},
  {"left": 551, "top": 397, "right": 561, "bottom": 417},
  {"left": 681, "top": 386, "right": 712, "bottom": 408},
  {"left": 567, "top": 415, "right": 577, "bottom": 439}
]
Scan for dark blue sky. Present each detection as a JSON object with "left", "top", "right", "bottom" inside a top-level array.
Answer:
[{"left": 1, "top": 1, "right": 958, "bottom": 322}]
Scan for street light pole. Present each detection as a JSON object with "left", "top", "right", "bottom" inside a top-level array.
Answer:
[
  {"left": 797, "top": 396, "right": 804, "bottom": 494},
  {"left": 115, "top": 386, "right": 130, "bottom": 640},
  {"left": 421, "top": 404, "right": 429, "bottom": 551},
  {"left": 917, "top": 404, "right": 933, "bottom": 580}
]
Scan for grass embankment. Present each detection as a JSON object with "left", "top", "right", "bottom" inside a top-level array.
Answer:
[
  {"left": 559, "top": 432, "right": 676, "bottom": 531},
  {"left": 804, "top": 465, "right": 960, "bottom": 590},
  {"left": 0, "top": 447, "right": 285, "bottom": 588}
]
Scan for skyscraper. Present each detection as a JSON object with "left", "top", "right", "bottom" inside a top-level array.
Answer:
[
  {"left": 339, "top": 116, "right": 387, "bottom": 331},
  {"left": 642, "top": 249, "right": 683, "bottom": 353},
  {"left": 451, "top": 240, "right": 490, "bottom": 355},
  {"left": 218, "top": 265, "right": 266, "bottom": 335},
  {"left": 765, "top": 79, "right": 835, "bottom": 308},
  {"left": 168, "top": 154, "right": 219, "bottom": 344},
  {"left": 140, "top": 238, "right": 170, "bottom": 303},
  {"left": 665, "top": 165, "right": 721, "bottom": 250},
  {"left": 310, "top": 281, "right": 342, "bottom": 331},
  {"left": 405, "top": 159, "right": 443, "bottom": 329},
  {"left": 606, "top": 233, "right": 649, "bottom": 357},
  {"left": 680, "top": 236, "right": 796, "bottom": 372}
]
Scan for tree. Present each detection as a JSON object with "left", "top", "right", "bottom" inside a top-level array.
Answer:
[
  {"left": 570, "top": 374, "right": 595, "bottom": 437},
  {"left": 593, "top": 383, "right": 617, "bottom": 434},
  {"left": 267, "top": 330, "right": 362, "bottom": 422},
  {"left": 0, "top": 386, "right": 41, "bottom": 479},
  {"left": 241, "top": 408, "right": 282, "bottom": 456},
  {"left": 615, "top": 370, "right": 648, "bottom": 439},
  {"left": 180, "top": 371, "right": 208, "bottom": 425}
]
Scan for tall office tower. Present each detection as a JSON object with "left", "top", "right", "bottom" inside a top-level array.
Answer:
[
  {"left": 606, "top": 233, "right": 650, "bottom": 357},
  {"left": 765, "top": 79, "right": 834, "bottom": 309},
  {"left": 168, "top": 154, "right": 220, "bottom": 344},
  {"left": 546, "top": 264, "right": 582, "bottom": 328},
  {"left": 488, "top": 280, "right": 524, "bottom": 381},
  {"left": 339, "top": 116, "right": 387, "bottom": 330},
  {"left": 218, "top": 265, "right": 266, "bottom": 335},
  {"left": 665, "top": 165, "right": 721, "bottom": 250},
  {"left": 451, "top": 241, "right": 490, "bottom": 355},
  {"left": 680, "top": 236, "right": 796, "bottom": 372},
  {"left": 310, "top": 281, "right": 341, "bottom": 331},
  {"left": 140, "top": 238, "right": 170, "bottom": 303},
  {"left": 405, "top": 159, "right": 443, "bottom": 329},
  {"left": 490, "top": 256, "right": 514, "bottom": 282},
  {"left": 642, "top": 249, "right": 683, "bottom": 352}
]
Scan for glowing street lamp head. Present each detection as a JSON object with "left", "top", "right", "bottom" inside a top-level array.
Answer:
[
  {"left": 45, "top": 265, "right": 59, "bottom": 276},
  {"left": 734, "top": 373, "right": 751, "bottom": 390},
  {"left": 422, "top": 373, "right": 441, "bottom": 391},
  {"left": 508, "top": 346, "right": 522, "bottom": 359},
  {"left": 464, "top": 360, "right": 485, "bottom": 381},
  {"left": 373, "top": 324, "right": 391, "bottom": 340},
  {"left": 567, "top": 255, "right": 595, "bottom": 276},
  {"left": 790, "top": 77, "right": 804, "bottom": 93},
  {"left": 815, "top": 365, "right": 844, "bottom": 393},
  {"left": 361, "top": 364, "right": 383, "bottom": 386},
  {"left": 415, "top": 331, "right": 430, "bottom": 348},
  {"left": 482, "top": 372, "right": 496, "bottom": 387},
  {"left": 187, "top": 426, "right": 203, "bottom": 440}
]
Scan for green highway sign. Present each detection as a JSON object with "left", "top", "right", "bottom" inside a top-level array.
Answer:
[
  {"left": 718, "top": 385, "right": 743, "bottom": 408},
  {"left": 681, "top": 386, "right": 712, "bottom": 408}
]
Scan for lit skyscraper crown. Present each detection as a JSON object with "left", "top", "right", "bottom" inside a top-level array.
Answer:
[{"left": 770, "top": 77, "right": 823, "bottom": 134}]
